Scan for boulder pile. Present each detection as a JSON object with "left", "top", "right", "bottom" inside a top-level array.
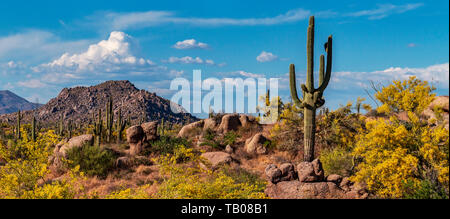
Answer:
[
  {"left": 126, "top": 121, "right": 159, "bottom": 156},
  {"left": 264, "top": 159, "right": 369, "bottom": 199}
]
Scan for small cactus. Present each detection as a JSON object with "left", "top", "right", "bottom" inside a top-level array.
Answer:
[
  {"left": 116, "top": 108, "right": 126, "bottom": 144},
  {"left": 94, "top": 109, "right": 103, "bottom": 146},
  {"left": 31, "top": 116, "right": 36, "bottom": 142},
  {"left": 106, "top": 97, "right": 114, "bottom": 143},
  {"left": 289, "top": 16, "right": 333, "bottom": 162},
  {"left": 16, "top": 110, "right": 21, "bottom": 140}
]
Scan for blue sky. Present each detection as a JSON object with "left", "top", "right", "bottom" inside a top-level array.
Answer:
[{"left": 0, "top": 0, "right": 448, "bottom": 118}]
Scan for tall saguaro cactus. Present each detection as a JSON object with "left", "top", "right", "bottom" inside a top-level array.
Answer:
[{"left": 289, "top": 16, "right": 333, "bottom": 162}]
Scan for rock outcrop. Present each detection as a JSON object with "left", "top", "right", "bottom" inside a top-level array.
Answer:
[
  {"left": 217, "top": 114, "right": 241, "bottom": 133},
  {"left": 126, "top": 125, "right": 145, "bottom": 156},
  {"left": 423, "top": 96, "right": 449, "bottom": 130},
  {"left": 141, "top": 121, "right": 158, "bottom": 141},
  {"left": 56, "top": 134, "right": 94, "bottom": 158},
  {"left": 178, "top": 120, "right": 204, "bottom": 138},
  {"left": 297, "top": 159, "right": 325, "bottom": 182},
  {"left": 201, "top": 152, "right": 233, "bottom": 170},
  {"left": 264, "top": 159, "right": 368, "bottom": 199},
  {"left": 177, "top": 113, "right": 260, "bottom": 138},
  {"left": 244, "top": 133, "right": 269, "bottom": 155},
  {"left": 125, "top": 121, "right": 160, "bottom": 156}
]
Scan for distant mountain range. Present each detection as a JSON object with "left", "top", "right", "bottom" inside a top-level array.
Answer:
[
  {"left": 0, "top": 80, "right": 196, "bottom": 125},
  {"left": 0, "top": 90, "right": 41, "bottom": 114}
]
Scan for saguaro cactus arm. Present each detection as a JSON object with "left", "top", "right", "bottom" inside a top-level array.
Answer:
[
  {"left": 315, "top": 36, "right": 332, "bottom": 94},
  {"left": 289, "top": 64, "right": 305, "bottom": 108}
]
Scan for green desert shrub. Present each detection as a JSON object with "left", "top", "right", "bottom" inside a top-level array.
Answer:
[
  {"left": 147, "top": 136, "right": 191, "bottom": 155},
  {"left": 155, "top": 148, "right": 267, "bottom": 199},
  {"left": 403, "top": 179, "right": 448, "bottom": 199},
  {"left": 319, "top": 146, "right": 354, "bottom": 176},
  {"left": 223, "top": 131, "right": 239, "bottom": 146},
  {"left": 65, "top": 144, "right": 116, "bottom": 178}
]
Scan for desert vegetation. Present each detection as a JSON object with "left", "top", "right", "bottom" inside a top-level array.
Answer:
[{"left": 0, "top": 16, "right": 448, "bottom": 200}]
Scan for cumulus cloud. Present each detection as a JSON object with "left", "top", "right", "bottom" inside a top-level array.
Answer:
[
  {"left": 173, "top": 39, "right": 209, "bottom": 49},
  {"left": 256, "top": 51, "right": 278, "bottom": 63},
  {"left": 346, "top": 3, "right": 424, "bottom": 20},
  {"left": 32, "top": 31, "right": 164, "bottom": 82}
]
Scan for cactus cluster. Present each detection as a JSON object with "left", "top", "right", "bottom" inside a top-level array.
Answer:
[{"left": 289, "top": 16, "right": 333, "bottom": 162}]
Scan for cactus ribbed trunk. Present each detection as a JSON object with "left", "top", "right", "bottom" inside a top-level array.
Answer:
[
  {"left": 303, "top": 107, "right": 316, "bottom": 162},
  {"left": 289, "top": 16, "right": 333, "bottom": 162}
]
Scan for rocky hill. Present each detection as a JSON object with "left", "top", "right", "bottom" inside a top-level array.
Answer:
[
  {"left": 0, "top": 80, "right": 196, "bottom": 125},
  {"left": 0, "top": 90, "right": 41, "bottom": 115}
]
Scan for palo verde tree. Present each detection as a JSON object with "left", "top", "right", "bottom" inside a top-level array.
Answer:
[{"left": 289, "top": 16, "right": 333, "bottom": 162}]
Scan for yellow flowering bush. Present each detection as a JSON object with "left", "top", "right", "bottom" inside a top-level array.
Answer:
[
  {"left": 0, "top": 130, "right": 80, "bottom": 199},
  {"left": 155, "top": 146, "right": 267, "bottom": 199},
  {"left": 351, "top": 77, "right": 448, "bottom": 199},
  {"left": 375, "top": 76, "right": 435, "bottom": 114},
  {"left": 105, "top": 185, "right": 151, "bottom": 199}
]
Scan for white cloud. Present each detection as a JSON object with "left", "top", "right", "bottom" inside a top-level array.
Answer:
[
  {"left": 256, "top": 51, "right": 278, "bottom": 63},
  {"left": 17, "top": 79, "right": 47, "bottom": 88},
  {"left": 407, "top": 43, "right": 417, "bottom": 48},
  {"left": 332, "top": 63, "right": 449, "bottom": 89},
  {"left": 346, "top": 3, "right": 424, "bottom": 20},
  {"left": 89, "top": 9, "right": 311, "bottom": 30},
  {"left": 33, "top": 31, "right": 163, "bottom": 82},
  {"left": 173, "top": 39, "right": 209, "bottom": 50},
  {"left": 163, "top": 56, "right": 216, "bottom": 65},
  {"left": 235, "top": 70, "right": 265, "bottom": 78}
]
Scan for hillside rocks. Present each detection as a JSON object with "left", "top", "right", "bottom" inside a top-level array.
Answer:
[
  {"left": 0, "top": 80, "right": 196, "bottom": 125},
  {"left": 126, "top": 122, "right": 159, "bottom": 156},
  {"left": 423, "top": 96, "right": 449, "bottom": 130},
  {"left": 55, "top": 134, "right": 94, "bottom": 158},
  {"left": 297, "top": 159, "right": 325, "bottom": 182},
  {"left": 178, "top": 114, "right": 260, "bottom": 137},
  {"left": 178, "top": 120, "right": 204, "bottom": 138},
  {"left": 264, "top": 159, "right": 368, "bottom": 199},
  {"left": 141, "top": 121, "right": 158, "bottom": 141},
  {"left": 203, "top": 118, "right": 217, "bottom": 131},
  {"left": 239, "top": 114, "right": 256, "bottom": 128},
  {"left": 50, "top": 134, "right": 94, "bottom": 171},
  {"left": 127, "top": 125, "right": 145, "bottom": 156},
  {"left": 265, "top": 164, "right": 282, "bottom": 184},
  {"left": 201, "top": 152, "right": 233, "bottom": 170},
  {"left": 244, "top": 133, "right": 269, "bottom": 155},
  {"left": 115, "top": 156, "right": 151, "bottom": 169},
  {"left": 265, "top": 163, "right": 297, "bottom": 184},
  {"left": 217, "top": 114, "right": 241, "bottom": 133}
]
